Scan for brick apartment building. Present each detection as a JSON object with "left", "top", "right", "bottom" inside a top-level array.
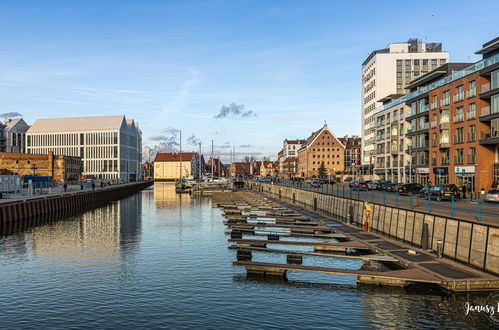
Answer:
[
  {"left": 0, "top": 151, "right": 82, "bottom": 182},
  {"left": 297, "top": 123, "right": 345, "bottom": 178},
  {"left": 427, "top": 38, "right": 499, "bottom": 192}
]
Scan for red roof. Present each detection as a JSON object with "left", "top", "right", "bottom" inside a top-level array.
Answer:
[
  {"left": 154, "top": 152, "right": 197, "bottom": 162},
  {"left": 287, "top": 139, "right": 305, "bottom": 144}
]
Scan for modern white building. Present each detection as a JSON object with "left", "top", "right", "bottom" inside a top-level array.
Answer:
[
  {"left": 361, "top": 39, "right": 449, "bottom": 170},
  {"left": 372, "top": 98, "right": 412, "bottom": 183},
  {"left": 26, "top": 115, "right": 142, "bottom": 182}
]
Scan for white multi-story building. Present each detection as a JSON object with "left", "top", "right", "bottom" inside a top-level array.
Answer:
[
  {"left": 277, "top": 139, "right": 304, "bottom": 179},
  {"left": 372, "top": 98, "right": 412, "bottom": 183},
  {"left": 26, "top": 115, "right": 142, "bottom": 182},
  {"left": 361, "top": 39, "right": 449, "bottom": 170}
]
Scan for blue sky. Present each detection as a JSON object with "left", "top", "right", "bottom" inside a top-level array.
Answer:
[{"left": 0, "top": 0, "right": 497, "bottom": 162}]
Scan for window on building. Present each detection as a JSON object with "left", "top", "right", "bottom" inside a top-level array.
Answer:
[
  {"left": 405, "top": 72, "right": 411, "bottom": 78},
  {"left": 469, "top": 147, "right": 476, "bottom": 164},
  {"left": 405, "top": 59, "right": 411, "bottom": 66},
  {"left": 431, "top": 59, "right": 437, "bottom": 66},
  {"left": 397, "top": 60, "right": 402, "bottom": 66},
  {"left": 455, "top": 106, "right": 464, "bottom": 122},
  {"left": 455, "top": 127, "right": 464, "bottom": 143},
  {"left": 440, "top": 59, "right": 446, "bottom": 65},
  {"left": 422, "top": 59, "right": 428, "bottom": 66},
  {"left": 469, "top": 103, "right": 476, "bottom": 119},
  {"left": 469, "top": 125, "right": 476, "bottom": 142},
  {"left": 455, "top": 148, "right": 464, "bottom": 164},
  {"left": 414, "top": 71, "right": 420, "bottom": 77},
  {"left": 468, "top": 80, "right": 476, "bottom": 97},
  {"left": 414, "top": 59, "right": 420, "bottom": 66}
]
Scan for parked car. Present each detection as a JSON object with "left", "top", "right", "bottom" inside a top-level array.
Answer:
[
  {"left": 368, "top": 180, "right": 383, "bottom": 190},
  {"left": 397, "top": 183, "right": 423, "bottom": 194},
  {"left": 427, "top": 184, "right": 459, "bottom": 201},
  {"left": 387, "top": 183, "right": 399, "bottom": 192},
  {"left": 310, "top": 179, "right": 321, "bottom": 188},
  {"left": 374, "top": 181, "right": 389, "bottom": 190},
  {"left": 353, "top": 181, "right": 369, "bottom": 191},
  {"left": 349, "top": 180, "right": 359, "bottom": 188},
  {"left": 378, "top": 182, "right": 392, "bottom": 191},
  {"left": 419, "top": 186, "right": 431, "bottom": 196},
  {"left": 484, "top": 189, "right": 499, "bottom": 202}
]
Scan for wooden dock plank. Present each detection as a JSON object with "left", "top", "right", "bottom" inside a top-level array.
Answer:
[{"left": 233, "top": 261, "right": 442, "bottom": 283}]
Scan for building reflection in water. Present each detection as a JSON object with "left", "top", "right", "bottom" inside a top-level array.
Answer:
[
  {"left": 153, "top": 183, "right": 193, "bottom": 209},
  {"left": 19, "top": 192, "right": 143, "bottom": 261}
]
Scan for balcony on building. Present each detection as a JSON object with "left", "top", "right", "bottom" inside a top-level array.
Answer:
[
  {"left": 439, "top": 136, "right": 451, "bottom": 149},
  {"left": 390, "top": 143, "right": 399, "bottom": 155},
  {"left": 479, "top": 129, "right": 499, "bottom": 145}
]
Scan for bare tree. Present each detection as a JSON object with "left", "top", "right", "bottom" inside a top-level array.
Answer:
[{"left": 242, "top": 155, "right": 255, "bottom": 163}]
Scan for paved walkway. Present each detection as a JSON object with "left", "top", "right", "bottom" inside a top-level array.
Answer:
[{"left": 269, "top": 180, "right": 499, "bottom": 226}]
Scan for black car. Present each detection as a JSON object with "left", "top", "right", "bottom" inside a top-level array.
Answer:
[
  {"left": 427, "top": 184, "right": 459, "bottom": 201},
  {"left": 375, "top": 181, "right": 389, "bottom": 190},
  {"left": 386, "top": 183, "right": 398, "bottom": 192},
  {"left": 379, "top": 182, "right": 392, "bottom": 191},
  {"left": 397, "top": 183, "right": 423, "bottom": 194}
]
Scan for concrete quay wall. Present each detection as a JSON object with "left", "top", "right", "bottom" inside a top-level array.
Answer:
[
  {"left": 0, "top": 181, "right": 153, "bottom": 225},
  {"left": 248, "top": 181, "right": 499, "bottom": 276}
]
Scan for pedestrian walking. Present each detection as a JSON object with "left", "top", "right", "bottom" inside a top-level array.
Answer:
[
  {"left": 91, "top": 181, "right": 95, "bottom": 191},
  {"left": 63, "top": 182, "right": 67, "bottom": 192},
  {"left": 80, "top": 182, "right": 84, "bottom": 190},
  {"left": 461, "top": 184, "right": 467, "bottom": 200}
]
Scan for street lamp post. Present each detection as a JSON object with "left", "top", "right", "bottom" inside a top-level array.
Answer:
[
  {"left": 408, "top": 146, "right": 412, "bottom": 184},
  {"left": 31, "top": 164, "right": 38, "bottom": 176}
]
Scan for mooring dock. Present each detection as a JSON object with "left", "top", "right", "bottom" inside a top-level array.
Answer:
[{"left": 213, "top": 190, "right": 499, "bottom": 292}]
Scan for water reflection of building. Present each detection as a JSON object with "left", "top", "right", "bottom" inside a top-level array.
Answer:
[
  {"left": 24, "top": 193, "right": 142, "bottom": 259},
  {"left": 153, "top": 183, "right": 192, "bottom": 209}
]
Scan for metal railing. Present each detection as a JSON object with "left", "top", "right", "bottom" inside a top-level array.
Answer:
[
  {"left": 480, "top": 106, "right": 491, "bottom": 117},
  {"left": 251, "top": 179, "right": 499, "bottom": 223},
  {"left": 481, "top": 83, "right": 491, "bottom": 93}
]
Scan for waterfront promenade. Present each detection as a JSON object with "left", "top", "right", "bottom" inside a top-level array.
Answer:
[
  {"left": 0, "top": 181, "right": 153, "bottom": 227},
  {"left": 267, "top": 179, "right": 499, "bottom": 226},
  {"left": 0, "top": 182, "right": 143, "bottom": 204}
]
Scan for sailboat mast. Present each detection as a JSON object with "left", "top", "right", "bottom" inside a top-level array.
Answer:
[
  {"left": 211, "top": 140, "right": 214, "bottom": 180},
  {"left": 179, "top": 130, "right": 182, "bottom": 180}
]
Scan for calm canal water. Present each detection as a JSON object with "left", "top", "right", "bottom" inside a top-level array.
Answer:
[{"left": 0, "top": 183, "right": 494, "bottom": 328}]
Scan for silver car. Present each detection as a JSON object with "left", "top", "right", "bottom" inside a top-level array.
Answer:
[{"left": 484, "top": 189, "right": 499, "bottom": 202}]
